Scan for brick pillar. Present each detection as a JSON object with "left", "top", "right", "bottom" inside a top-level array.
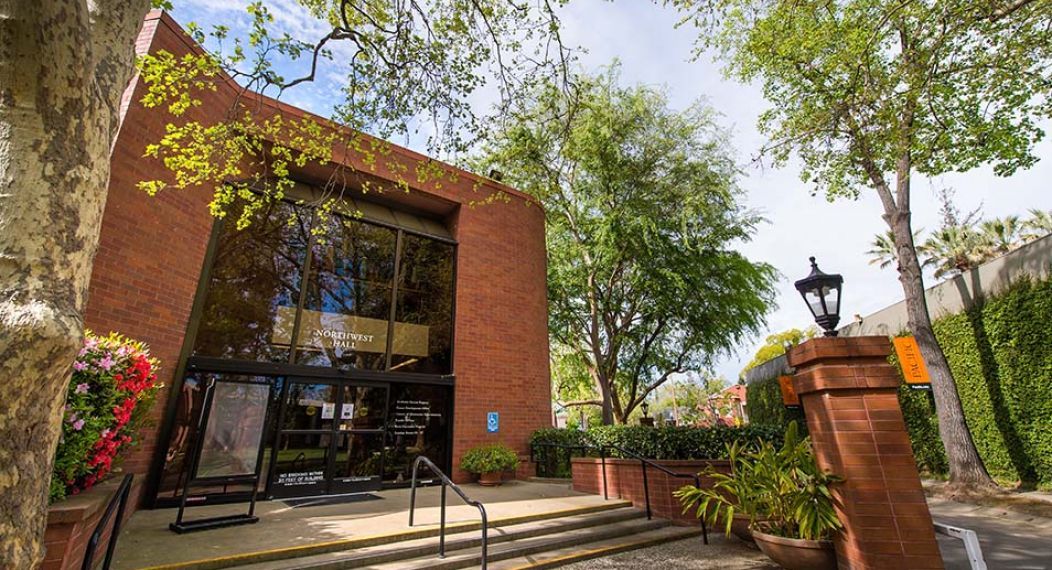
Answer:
[{"left": 787, "top": 336, "right": 943, "bottom": 570}]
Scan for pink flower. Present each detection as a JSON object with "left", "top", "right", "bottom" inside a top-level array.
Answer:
[
  {"left": 75, "top": 383, "right": 90, "bottom": 394},
  {"left": 98, "top": 354, "right": 115, "bottom": 371},
  {"left": 73, "top": 361, "right": 87, "bottom": 372},
  {"left": 72, "top": 419, "right": 85, "bottom": 431}
]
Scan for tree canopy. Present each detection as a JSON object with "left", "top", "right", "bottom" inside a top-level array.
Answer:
[
  {"left": 739, "top": 326, "right": 817, "bottom": 379},
  {"left": 669, "top": 0, "right": 1052, "bottom": 487},
  {"left": 476, "top": 67, "right": 777, "bottom": 424}
]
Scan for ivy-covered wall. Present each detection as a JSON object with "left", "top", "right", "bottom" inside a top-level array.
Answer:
[
  {"left": 744, "top": 372, "right": 807, "bottom": 431},
  {"left": 747, "top": 276, "right": 1052, "bottom": 488}
]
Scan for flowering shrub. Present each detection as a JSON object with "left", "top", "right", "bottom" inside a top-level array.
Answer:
[{"left": 50, "top": 332, "right": 160, "bottom": 502}]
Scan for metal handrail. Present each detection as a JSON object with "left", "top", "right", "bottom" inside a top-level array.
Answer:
[
  {"left": 531, "top": 440, "right": 708, "bottom": 544},
  {"left": 81, "top": 473, "right": 134, "bottom": 570},
  {"left": 408, "top": 456, "right": 489, "bottom": 569}
]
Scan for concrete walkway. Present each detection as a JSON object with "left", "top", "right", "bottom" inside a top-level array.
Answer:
[
  {"left": 930, "top": 498, "right": 1052, "bottom": 570},
  {"left": 113, "top": 481, "right": 605, "bottom": 569}
]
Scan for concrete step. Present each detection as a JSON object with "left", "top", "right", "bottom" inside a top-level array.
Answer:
[
  {"left": 486, "top": 526, "right": 704, "bottom": 569},
  {"left": 151, "top": 500, "right": 634, "bottom": 570},
  {"left": 228, "top": 506, "right": 647, "bottom": 570},
  {"left": 357, "top": 517, "right": 671, "bottom": 570}
]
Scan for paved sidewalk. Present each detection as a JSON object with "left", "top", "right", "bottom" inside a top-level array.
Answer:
[
  {"left": 929, "top": 498, "right": 1052, "bottom": 570},
  {"left": 559, "top": 535, "right": 777, "bottom": 569},
  {"left": 113, "top": 481, "right": 602, "bottom": 569}
]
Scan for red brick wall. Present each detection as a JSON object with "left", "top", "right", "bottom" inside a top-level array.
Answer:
[
  {"left": 41, "top": 479, "right": 140, "bottom": 570},
  {"left": 83, "top": 10, "right": 552, "bottom": 507},
  {"left": 571, "top": 458, "right": 730, "bottom": 525},
  {"left": 788, "top": 337, "right": 943, "bottom": 570}
]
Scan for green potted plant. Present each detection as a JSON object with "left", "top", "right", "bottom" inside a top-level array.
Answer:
[
  {"left": 461, "top": 443, "right": 520, "bottom": 486},
  {"left": 674, "top": 440, "right": 767, "bottom": 544},
  {"left": 676, "top": 422, "right": 843, "bottom": 569}
]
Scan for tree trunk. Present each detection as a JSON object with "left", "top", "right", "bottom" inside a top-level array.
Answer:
[
  {"left": 594, "top": 371, "right": 615, "bottom": 425},
  {"left": 0, "top": 1, "right": 148, "bottom": 565},
  {"left": 889, "top": 210, "right": 996, "bottom": 489}
]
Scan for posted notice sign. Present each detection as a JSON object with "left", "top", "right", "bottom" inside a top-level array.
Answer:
[
  {"left": 893, "top": 336, "right": 931, "bottom": 389},
  {"left": 778, "top": 375, "right": 800, "bottom": 408}
]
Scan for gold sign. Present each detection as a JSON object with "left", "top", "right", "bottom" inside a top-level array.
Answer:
[
  {"left": 778, "top": 375, "right": 800, "bottom": 408},
  {"left": 271, "top": 306, "right": 429, "bottom": 357},
  {"left": 893, "top": 336, "right": 930, "bottom": 387}
]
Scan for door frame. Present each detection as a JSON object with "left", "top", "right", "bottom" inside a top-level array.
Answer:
[{"left": 267, "top": 377, "right": 389, "bottom": 499}]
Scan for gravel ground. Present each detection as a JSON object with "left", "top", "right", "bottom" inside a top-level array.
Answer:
[{"left": 559, "top": 535, "right": 779, "bottom": 569}]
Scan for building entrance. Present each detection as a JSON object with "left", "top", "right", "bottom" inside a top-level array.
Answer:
[{"left": 269, "top": 378, "right": 388, "bottom": 498}]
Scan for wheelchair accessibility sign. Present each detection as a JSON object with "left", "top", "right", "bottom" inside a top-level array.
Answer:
[{"left": 487, "top": 411, "right": 499, "bottom": 433}]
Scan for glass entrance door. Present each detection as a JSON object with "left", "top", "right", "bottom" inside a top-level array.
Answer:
[{"left": 269, "top": 379, "right": 387, "bottom": 498}]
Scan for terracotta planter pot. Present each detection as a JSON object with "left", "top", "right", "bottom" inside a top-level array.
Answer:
[
  {"left": 729, "top": 513, "right": 757, "bottom": 543},
  {"left": 752, "top": 529, "right": 837, "bottom": 570},
  {"left": 478, "top": 471, "right": 503, "bottom": 486}
]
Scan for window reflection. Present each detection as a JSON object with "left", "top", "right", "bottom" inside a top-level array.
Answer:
[
  {"left": 297, "top": 216, "right": 396, "bottom": 369},
  {"left": 193, "top": 201, "right": 309, "bottom": 361},
  {"left": 190, "top": 193, "right": 455, "bottom": 374},
  {"left": 390, "top": 235, "right": 454, "bottom": 374}
]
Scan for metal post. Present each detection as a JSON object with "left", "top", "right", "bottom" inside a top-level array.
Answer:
[
  {"left": 641, "top": 459, "right": 652, "bottom": 520},
  {"left": 600, "top": 448, "right": 608, "bottom": 500},
  {"left": 479, "top": 506, "right": 489, "bottom": 570},
  {"left": 439, "top": 482, "right": 447, "bottom": 558},
  {"left": 100, "top": 477, "right": 132, "bottom": 570},
  {"left": 409, "top": 460, "right": 418, "bottom": 527},
  {"left": 694, "top": 475, "right": 708, "bottom": 545}
]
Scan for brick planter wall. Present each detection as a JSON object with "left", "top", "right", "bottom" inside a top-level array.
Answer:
[
  {"left": 41, "top": 477, "right": 139, "bottom": 570},
  {"left": 570, "top": 458, "right": 730, "bottom": 525}
]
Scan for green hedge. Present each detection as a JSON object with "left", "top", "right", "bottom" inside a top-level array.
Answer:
[
  {"left": 927, "top": 276, "right": 1052, "bottom": 486},
  {"left": 746, "top": 276, "right": 1052, "bottom": 488},
  {"left": 744, "top": 374, "right": 807, "bottom": 432},
  {"left": 530, "top": 424, "right": 784, "bottom": 460}
]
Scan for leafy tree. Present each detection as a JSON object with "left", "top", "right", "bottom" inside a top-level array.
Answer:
[
  {"left": 671, "top": 0, "right": 1052, "bottom": 488},
  {"left": 651, "top": 374, "right": 727, "bottom": 425},
  {"left": 477, "top": 67, "right": 777, "bottom": 425},
  {"left": 739, "top": 327, "right": 817, "bottom": 379},
  {"left": 0, "top": 0, "right": 564, "bottom": 564}
]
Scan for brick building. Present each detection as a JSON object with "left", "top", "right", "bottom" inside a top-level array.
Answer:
[{"left": 85, "top": 11, "right": 551, "bottom": 508}]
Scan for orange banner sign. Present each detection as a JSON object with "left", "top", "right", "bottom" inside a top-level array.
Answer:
[
  {"left": 778, "top": 375, "right": 800, "bottom": 408},
  {"left": 893, "top": 336, "right": 931, "bottom": 387}
]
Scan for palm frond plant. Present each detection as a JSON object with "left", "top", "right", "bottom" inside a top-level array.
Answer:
[
  {"left": 674, "top": 440, "right": 764, "bottom": 536},
  {"left": 1023, "top": 209, "right": 1052, "bottom": 242},
  {"left": 675, "top": 422, "right": 843, "bottom": 541}
]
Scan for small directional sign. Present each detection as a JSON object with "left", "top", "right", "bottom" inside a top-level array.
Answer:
[{"left": 487, "top": 411, "right": 499, "bottom": 433}]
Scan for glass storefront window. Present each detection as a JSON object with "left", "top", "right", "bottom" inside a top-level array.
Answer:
[
  {"left": 384, "top": 384, "right": 452, "bottom": 484},
  {"left": 390, "top": 235, "right": 454, "bottom": 374},
  {"left": 193, "top": 201, "right": 310, "bottom": 361},
  {"left": 296, "top": 216, "right": 397, "bottom": 370}
]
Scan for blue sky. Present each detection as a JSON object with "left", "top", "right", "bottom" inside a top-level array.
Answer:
[{"left": 170, "top": 0, "right": 1052, "bottom": 382}]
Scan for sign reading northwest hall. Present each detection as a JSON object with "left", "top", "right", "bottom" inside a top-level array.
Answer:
[
  {"left": 893, "top": 336, "right": 931, "bottom": 388},
  {"left": 271, "top": 306, "right": 429, "bottom": 357}
]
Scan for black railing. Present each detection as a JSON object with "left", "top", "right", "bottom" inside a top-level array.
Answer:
[
  {"left": 531, "top": 440, "right": 708, "bottom": 544},
  {"left": 81, "top": 473, "right": 133, "bottom": 570},
  {"left": 408, "top": 456, "right": 489, "bottom": 569}
]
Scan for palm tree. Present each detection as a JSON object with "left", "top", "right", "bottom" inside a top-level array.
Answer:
[
  {"left": 866, "top": 230, "right": 898, "bottom": 269},
  {"left": 919, "top": 226, "right": 984, "bottom": 279},
  {"left": 978, "top": 216, "right": 1023, "bottom": 258},
  {"left": 1023, "top": 209, "right": 1052, "bottom": 242},
  {"left": 866, "top": 229, "right": 921, "bottom": 270}
]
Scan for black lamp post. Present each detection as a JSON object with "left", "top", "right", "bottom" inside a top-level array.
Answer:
[
  {"left": 641, "top": 401, "right": 650, "bottom": 418},
  {"left": 794, "top": 256, "right": 844, "bottom": 336}
]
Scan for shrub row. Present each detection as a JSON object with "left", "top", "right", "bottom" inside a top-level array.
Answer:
[
  {"left": 745, "top": 276, "right": 1052, "bottom": 488},
  {"left": 530, "top": 424, "right": 784, "bottom": 461}
]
